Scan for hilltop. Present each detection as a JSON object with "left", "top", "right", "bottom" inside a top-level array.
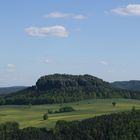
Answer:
[{"left": 1, "top": 74, "right": 140, "bottom": 105}]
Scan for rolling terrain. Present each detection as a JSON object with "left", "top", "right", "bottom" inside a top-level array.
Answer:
[
  {"left": 0, "top": 86, "right": 27, "bottom": 95},
  {"left": 111, "top": 80, "right": 140, "bottom": 91},
  {"left": 0, "top": 75, "right": 140, "bottom": 139},
  {"left": 0, "top": 98, "right": 139, "bottom": 128},
  {"left": 2, "top": 74, "right": 140, "bottom": 105}
]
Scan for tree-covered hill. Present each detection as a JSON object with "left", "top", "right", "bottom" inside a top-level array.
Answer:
[
  {"left": 111, "top": 80, "right": 140, "bottom": 91},
  {"left": 0, "top": 86, "right": 27, "bottom": 95},
  {"left": 1, "top": 74, "right": 140, "bottom": 105}
]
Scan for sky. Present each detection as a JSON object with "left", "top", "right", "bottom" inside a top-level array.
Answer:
[{"left": 0, "top": 0, "right": 140, "bottom": 86}]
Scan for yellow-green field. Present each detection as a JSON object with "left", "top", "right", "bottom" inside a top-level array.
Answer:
[{"left": 0, "top": 99, "right": 140, "bottom": 128}]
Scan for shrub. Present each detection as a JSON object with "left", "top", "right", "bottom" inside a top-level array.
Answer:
[
  {"left": 112, "top": 102, "right": 116, "bottom": 107},
  {"left": 43, "top": 113, "right": 48, "bottom": 120},
  {"left": 59, "top": 106, "right": 75, "bottom": 113}
]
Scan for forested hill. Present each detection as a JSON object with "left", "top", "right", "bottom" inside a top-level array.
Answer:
[
  {"left": 0, "top": 86, "right": 27, "bottom": 95},
  {"left": 2, "top": 74, "right": 140, "bottom": 105},
  {"left": 36, "top": 74, "right": 110, "bottom": 91},
  {"left": 111, "top": 80, "right": 140, "bottom": 91}
]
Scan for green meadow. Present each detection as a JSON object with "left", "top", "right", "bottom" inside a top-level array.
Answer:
[{"left": 0, "top": 99, "right": 139, "bottom": 128}]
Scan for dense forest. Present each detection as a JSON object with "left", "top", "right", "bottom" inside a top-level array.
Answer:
[
  {"left": 111, "top": 80, "right": 140, "bottom": 91},
  {"left": 0, "top": 74, "right": 140, "bottom": 105},
  {"left": 0, "top": 109, "right": 140, "bottom": 140}
]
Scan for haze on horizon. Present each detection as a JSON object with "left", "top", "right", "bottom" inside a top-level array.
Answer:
[{"left": 0, "top": 0, "right": 140, "bottom": 87}]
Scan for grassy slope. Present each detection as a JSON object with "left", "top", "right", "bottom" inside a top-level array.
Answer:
[{"left": 0, "top": 99, "right": 139, "bottom": 128}]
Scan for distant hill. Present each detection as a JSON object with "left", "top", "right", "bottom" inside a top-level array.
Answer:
[
  {"left": 0, "top": 86, "right": 28, "bottom": 95},
  {"left": 111, "top": 80, "right": 140, "bottom": 91},
  {"left": 1, "top": 74, "right": 140, "bottom": 105}
]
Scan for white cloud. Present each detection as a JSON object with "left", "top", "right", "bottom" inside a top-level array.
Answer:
[
  {"left": 44, "top": 12, "right": 86, "bottom": 20},
  {"left": 25, "top": 25, "right": 69, "bottom": 38},
  {"left": 44, "top": 12, "right": 70, "bottom": 18},
  {"left": 6, "top": 64, "right": 16, "bottom": 72},
  {"left": 111, "top": 4, "right": 140, "bottom": 16},
  {"left": 100, "top": 61, "right": 108, "bottom": 66}
]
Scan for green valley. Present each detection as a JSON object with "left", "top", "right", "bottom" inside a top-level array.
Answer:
[{"left": 0, "top": 98, "right": 139, "bottom": 128}]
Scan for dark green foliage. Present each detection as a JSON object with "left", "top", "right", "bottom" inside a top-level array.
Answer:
[
  {"left": 0, "top": 123, "right": 55, "bottom": 140},
  {"left": 1, "top": 74, "right": 140, "bottom": 105},
  {"left": 0, "top": 110, "right": 140, "bottom": 140},
  {"left": 54, "top": 110, "right": 140, "bottom": 140},
  {"left": 59, "top": 106, "right": 75, "bottom": 113},
  {"left": 0, "top": 97, "right": 5, "bottom": 105},
  {"left": 0, "top": 122, "right": 19, "bottom": 140},
  {"left": 112, "top": 101, "right": 116, "bottom": 107},
  {"left": 48, "top": 106, "right": 75, "bottom": 114},
  {"left": 20, "top": 127, "right": 55, "bottom": 140},
  {"left": 43, "top": 113, "right": 48, "bottom": 120}
]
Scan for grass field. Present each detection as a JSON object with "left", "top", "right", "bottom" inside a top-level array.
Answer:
[{"left": 0, "top": 99, "right": 140, "bottom": 128}]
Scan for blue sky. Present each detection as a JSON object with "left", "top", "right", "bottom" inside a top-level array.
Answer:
[{"left": 0, "top": 0, "right": 140, "bottom": 86}]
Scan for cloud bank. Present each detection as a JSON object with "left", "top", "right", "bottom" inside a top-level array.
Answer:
[
  {"left": 111, "top": 4, "right": 140, "bottom": 16},
  {"left": 25, "top": 25, "right": 69, "bottom": 38},
  {"left": 44, "top": 12, "right": 86, "bottom": 20}
]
